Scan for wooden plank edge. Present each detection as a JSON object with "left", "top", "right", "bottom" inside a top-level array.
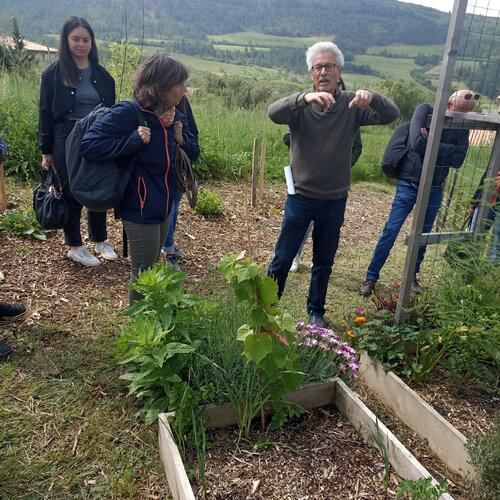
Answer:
[
  {"left": 199, "top": 378, "right": 337, "bottom": 430},
  {"left": 158, "top": 412, "right": 196, "bottom": 500},
  {"left": 359, "top": 352, "right": 474, "bottom": 478},
  {"left": 334, "top": 378, "right": 454, "bottom": 500}
]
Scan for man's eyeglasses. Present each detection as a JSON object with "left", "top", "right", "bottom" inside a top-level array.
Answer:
[
  {"left": 311, "top": 63, "right": 340, "bottom": 74},
  {"left": 464, "top": 93, "right": 480, "bottom": 100}
]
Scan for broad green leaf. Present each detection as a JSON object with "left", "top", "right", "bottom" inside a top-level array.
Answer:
[
  {"left": 244, "top": 332, "right": 273, "bottom": 364},
  {"left": 237, "top": 324, "right": 254, "bottom": 341}
]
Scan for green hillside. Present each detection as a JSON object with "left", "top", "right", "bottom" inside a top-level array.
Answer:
[
  {"left": 208, "top": 32, "right": 332, "bottom": 49},
  {"left": 368, "top": 44, "right": 444, "bottom": 57}
]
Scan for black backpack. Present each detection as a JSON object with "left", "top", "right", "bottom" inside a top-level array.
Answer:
[
  {"left": 381, "top": 121, "right": 410, "bottom": 179},
  {"left": 65, "top": 100, "right": 145, "bottom": 212}
]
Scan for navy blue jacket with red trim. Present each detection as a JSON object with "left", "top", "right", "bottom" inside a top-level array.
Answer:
[{"left": 80, "top": 100, "right": 199, "bottom": 224}]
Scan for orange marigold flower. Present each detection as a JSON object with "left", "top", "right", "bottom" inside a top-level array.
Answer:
[
  {"left": 354, "top": 316, "right": 366, "bottom": 324},
  {"left": 346, "top": 330, "right": 356, "bottom": 338}
]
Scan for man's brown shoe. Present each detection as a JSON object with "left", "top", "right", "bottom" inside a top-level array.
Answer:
[{"left": 359, "top": 279, "right": 376, "bottom": 297}]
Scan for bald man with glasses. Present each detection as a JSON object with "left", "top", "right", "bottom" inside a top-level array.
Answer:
[
  {"left": 267, "top": 41, "right": 400, "bottom": 327},
  {"left": 359, "top": 89, "right": 479, "bottom": 297}
]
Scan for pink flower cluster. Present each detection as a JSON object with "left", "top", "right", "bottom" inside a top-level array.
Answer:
[{"left": 295, "top": 321, "right": 359, "bottom": 379}]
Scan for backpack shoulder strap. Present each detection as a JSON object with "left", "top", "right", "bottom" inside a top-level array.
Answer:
[{"left": 125, "top": 99, "right": 147, "bottom": 127}]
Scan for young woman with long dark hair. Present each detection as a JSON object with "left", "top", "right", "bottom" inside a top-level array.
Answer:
[{"left": 38, "top": 16, "right": 117, "bottom": 266}]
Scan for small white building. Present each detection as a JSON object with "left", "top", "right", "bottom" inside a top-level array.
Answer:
[{"left": 0, "top": 36, "right": 58, "bottom": 64}]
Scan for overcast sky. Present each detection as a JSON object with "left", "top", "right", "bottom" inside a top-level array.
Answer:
[{"left": 398, "top": 0, "right": 500, "bottom": 14}]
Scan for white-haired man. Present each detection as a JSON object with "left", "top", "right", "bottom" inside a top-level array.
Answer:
[
  {"left": 267, "top": 41, "right": 400, "bottom": 327},
  {"left": 359, "top": 90, "right": 478, "bottom": 296}
]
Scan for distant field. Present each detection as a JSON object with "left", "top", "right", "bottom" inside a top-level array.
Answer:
[
  {"left": 213, "top": 44, "right": 270, "bottom": 52},
  {"left": 368, "top": 44, "right": 444, "bottom": 57},
  {"left": 425, "top": 59, "right": 478, "bottom": 80},
  {"left": 353, "top": 54, "right": 416, "bottom": 80},
  {"left": 342, "top": 73, "right": 381, "bottom": 89},
  {"left": 208, "top": 31, "right": 332, "bottom": 48}
]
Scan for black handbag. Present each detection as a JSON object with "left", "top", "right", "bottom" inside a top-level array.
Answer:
[{"left": 33, "top": 169, "right": 69, "bottom": 230}]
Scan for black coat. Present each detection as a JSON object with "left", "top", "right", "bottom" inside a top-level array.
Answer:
[
  {"left": 38, "top": 61, "right": 115, "bottom": 154},
  {"left": 398, "top": 103, "right": 469, "bottom": 187}
]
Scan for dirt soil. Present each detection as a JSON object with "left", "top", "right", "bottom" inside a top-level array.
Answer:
[{"left": 192, "top": 406, "right": 400, "bottom": 500}]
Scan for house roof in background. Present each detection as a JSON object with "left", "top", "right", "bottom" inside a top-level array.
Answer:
[{"left": 0, "top": 36, "right": 58, "bottom": 54}]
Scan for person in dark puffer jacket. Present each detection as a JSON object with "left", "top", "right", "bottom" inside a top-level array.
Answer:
[
  {"left": 359, "top": 90, "right": 478, "bottom": 296},
  {"left": 80, "top": 53, "right": 199, "bottom": 304}
]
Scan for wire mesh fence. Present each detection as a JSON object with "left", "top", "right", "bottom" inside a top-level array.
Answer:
[{"left": 396, "top": 0, "right": 500, "bottom": 321}]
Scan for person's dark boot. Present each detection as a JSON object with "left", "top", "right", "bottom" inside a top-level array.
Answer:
[
  {"left": 0, "top": 302, "right": 26, "bottom": 321},
  {"left": 309, "top": 312, "right": 327, "bottom": 328},
  {"left": 411, "top": 278, "right": 421, "bottom": 294},
  {"left": 0, "top": 340, "right": 13, "bottom": 361},
  {"left": 359, "top": 279, "right": 376, "bottom": 297}
]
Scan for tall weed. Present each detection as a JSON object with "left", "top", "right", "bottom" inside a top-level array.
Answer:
[{"left": 0, "top": 72, "right": 40, "bottom": 180}]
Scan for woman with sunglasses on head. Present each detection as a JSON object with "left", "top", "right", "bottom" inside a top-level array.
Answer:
[
  {"left": 38, "top": 16, "right": 117, "bottom": 267},
  {"left": 80, "top": 53, "right": 199, "bottom": 304}
]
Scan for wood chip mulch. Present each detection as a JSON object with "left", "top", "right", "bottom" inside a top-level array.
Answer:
[
  {"left": 411, "top": 377, "right": 499, "bottom": 439},
  {"left": 191, "top": 406, "right": 400, "bottom": 499},
  {"left": 355, "top": 384, "right": 472, "bottom": 499},
  {"left": 0, "top": 180, "right": 395, "bottom": 330}
]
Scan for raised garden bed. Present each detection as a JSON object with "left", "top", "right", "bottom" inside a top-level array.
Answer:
[
  {"left": 158, "top": 378, "right": 454, "bottom": 500},
  {"left": 412, "top": 377, "right": 498, "bottom": 439},
  {"left": 359, "top": 352, "right": 482, "bottom": 479}
]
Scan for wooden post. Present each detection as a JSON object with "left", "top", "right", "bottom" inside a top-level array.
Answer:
[
  {"left": 0, "top": 162, "right": 6, "bottom": 211},
  {"left": 245, "top": 193, "right": 252, "bottom": 258},
  {"left": 395, "top": 0, "right": 468, "bottom": 323},
  {"left": 258, "top": 138, "right": 267, "bottom": 197},
  {"left": 251, "top": 138, "right": 258, "bottom": 208}
]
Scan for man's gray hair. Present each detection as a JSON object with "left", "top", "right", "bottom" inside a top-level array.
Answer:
[{"left": 306, "top": 42, "right": 344, "bottom": 70}]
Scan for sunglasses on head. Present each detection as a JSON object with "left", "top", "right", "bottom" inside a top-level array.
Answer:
[{"left": 464, "top": 93, "right": 480, "bottom": 100}]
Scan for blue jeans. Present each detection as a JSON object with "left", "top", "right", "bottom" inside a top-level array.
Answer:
[
  {"left": 366, "top": 180, "right": 443, "bottom": 282},
  {"left": 163, "top": 190, "right": 183, "bottom": 252},
  {"left": 268, "top": 194, "right": 347, "bottom": 316}
]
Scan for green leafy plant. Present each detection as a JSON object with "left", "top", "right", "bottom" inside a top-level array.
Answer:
[
  {"left": 118, "top": 263, "right": 209, "bottom": 425},
  {"left": 351, "top": 308, "right": 452, "bottom": 382},
  {"left": 466, "top": 418, "right": 500, "bottom": 499},
  {"left": 352, "top": 309, "right": 418, "bottom": 373},
  {"left": 195, "top": 189, "right": 222, "bottom": 216},
  {"left": 426, "top": 264, "right": 500, "bottom": 393},
  {"left": 218, "top": 252, "right": 304, "bottom": 437},
  {"left": 397, "top": 478, "right": 448, "bottom": 499},
  {"left": 0, "top": 209, "right": 47, "bottom": 240}
]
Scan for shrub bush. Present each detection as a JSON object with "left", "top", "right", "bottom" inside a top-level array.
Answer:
[
  {"left": 195, "top": 189, "right": 222, "bottom": 215},
  {"left": 466, "top": 419, "right": 500, "bottom": 499}
]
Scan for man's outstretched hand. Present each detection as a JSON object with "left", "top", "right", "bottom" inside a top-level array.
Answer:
[
  {"left": 304, "top": 92, "right": 335, "bottom": 109},
  {"left": 349, "top": 90, "right": 373, "bottom": 109}
]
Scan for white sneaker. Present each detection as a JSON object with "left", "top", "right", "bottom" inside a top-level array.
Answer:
[
  {"left": 290, "top": 255, "right": 301, "bottom": 272},
  {"left": 95, "top": 241, "right": 118, "bottom": 261},
  {"left": 67, "top": 246, "right": 101, "bottom": 267}
]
